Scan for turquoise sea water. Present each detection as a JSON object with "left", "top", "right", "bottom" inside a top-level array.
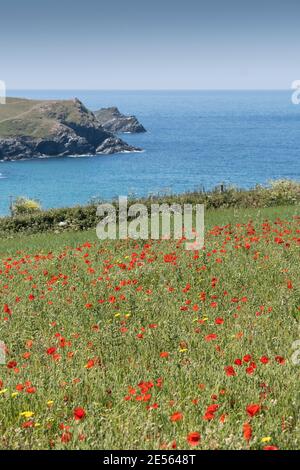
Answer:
[{"left": 0, "top": 90, "right": 299, "bottom": 215}]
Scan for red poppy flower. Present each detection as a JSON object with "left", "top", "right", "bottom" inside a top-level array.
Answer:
[
  {"left": 275, "top": 356, "right": 285, "bottom": 365},
  {"left": 170, "top": 412, "right": 183, "bottom": 422},
  {"left": 260, "top": 356, "right": 269, "bottom": 364},
  {"left": 246, "top": 404, "right": 261, "bottom": 418},
  {"left": 206, "top": 404, "right": 219, "bottom": 413},
  {"left": 22, "top": 420, "right": 35, "bottom": 429},
  {"left": 164, "top": 254, "right": 177, "bottom": 263},
  {"left": 205, "top": 333, "right": 217, "bottom": 341},
  {"left": 203, "top": 411, "right": 215, "bottom": 421},
  {"left": 224, "top": 366, "right": 236, "bottom": 376},
  {"left": 263, "top": 446, "right": 279, "bottom": 450},
  {"left": 160, "top": 352, "right": 169, "bottom": 358},
  {"left": 243, "top": 422, "right": 252, "bottom": 442},
  {"left": 61, "top": 432, "right": 72, "bottom": 443},
  {"left": 3, "top": 304, "right": 12, "bottom": 315},
  {"left": 243, "top": 354, "right": 252, "bottom": 363},
  {"left": 7, "top": 361, "right": 17, "bottom": 369},
  {"left": 73, "top": 407, "right": 86, "bottom": 421},
  {"left": 187, "top": 432, "right": 201, "bottom": 446},
  {"left": 46, "top": 347, "right": 57, "bottom": 355},
  {"left": 234, "top": 358, "right": 242, "bottom": 366},
  {"left": 85, "top": 359, "right": 95, "bottom": 369}
]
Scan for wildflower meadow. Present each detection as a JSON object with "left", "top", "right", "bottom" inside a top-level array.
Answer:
[{"left": 0, "top": 205, "right": 299, "bottom": 450}]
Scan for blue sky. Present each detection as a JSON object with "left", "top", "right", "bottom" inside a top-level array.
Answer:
[{"left": 0, "top": 0, "right": 299, "bottom": 89}]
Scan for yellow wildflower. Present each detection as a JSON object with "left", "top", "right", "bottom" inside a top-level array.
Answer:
[
  {"left": 20, "top": 411, "right": 34, "bottom": 418},
  {"left": 261, "top": 437, "right": 272, "bottom": 443}
]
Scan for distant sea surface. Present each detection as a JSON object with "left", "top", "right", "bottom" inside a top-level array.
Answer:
[{"left": 0, "top": 90, "right": 300, "bottom": 215}]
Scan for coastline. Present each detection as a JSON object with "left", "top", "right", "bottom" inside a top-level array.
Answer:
[
  {"left": 0, "top": 148, "right": 145, "bottom": 163},
  {"left": 1, "top": 91, "right": 300, "bottom": 217}
]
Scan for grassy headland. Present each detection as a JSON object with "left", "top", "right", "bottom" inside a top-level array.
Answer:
[
  {"left": 0, "top": 97, "right": 140, "bottom": 159},
  {"left": 0, "top": 97, "right": 90, "bottom": 138}
]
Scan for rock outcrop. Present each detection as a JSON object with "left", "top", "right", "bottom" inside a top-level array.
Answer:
[
  {"left": 94, "top": 107, "right": 146, "bottom": 133},
  {"left": 0, "top": 98, "right": 142, "bottom": 160},
  {"left": 96, "top": 137, "right": 142, "bottom": 155}
]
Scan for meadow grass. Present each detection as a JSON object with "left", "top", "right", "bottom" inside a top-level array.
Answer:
[{"left": 0, "top": 205, "right": 299, "bottom": 449}]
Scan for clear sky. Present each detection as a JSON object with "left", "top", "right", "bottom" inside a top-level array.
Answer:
[{"left": 0, "top": 0, "right": 299, "bottom": 89}]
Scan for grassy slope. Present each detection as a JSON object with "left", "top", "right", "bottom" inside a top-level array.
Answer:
[
  {"left": 0, "top": 97, "right": 90, "bottom": 139},
  {"left": 0, "top": 205, "right": 299, "bottom": 449}
]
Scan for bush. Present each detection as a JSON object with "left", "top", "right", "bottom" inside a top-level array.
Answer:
[{"left": 12, "top": 197, "right": 42, "bottom": 216}]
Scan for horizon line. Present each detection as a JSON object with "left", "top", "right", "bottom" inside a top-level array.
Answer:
[{"left": 6, "top": 88, "right": 292, "bottom": 92}]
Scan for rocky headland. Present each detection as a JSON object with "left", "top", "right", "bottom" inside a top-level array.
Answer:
[{"left": 0, "top": 98, "right": 142, "bottom": 160}]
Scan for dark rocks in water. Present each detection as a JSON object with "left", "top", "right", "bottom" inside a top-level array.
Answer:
[
  {"left": 94, "top": 107, "right": 146, "bottom": 134},
  {"left": 96, "top": 137, "right": 143, "bottom": 155},
  {"left": 0, "top": 98, "right": 143, "bottom": 160}
]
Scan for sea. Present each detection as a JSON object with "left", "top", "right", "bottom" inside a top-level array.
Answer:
[{"left": 0, "top": 90, "right": 299, "bottom": 215}]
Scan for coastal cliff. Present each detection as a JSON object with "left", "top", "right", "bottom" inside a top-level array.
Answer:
[{"left": 0, "top": 98, "right": 142, "bottom": 160}]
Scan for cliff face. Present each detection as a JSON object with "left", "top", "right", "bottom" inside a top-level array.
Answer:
[
  {"left": 94, "top": 107, "right": 146, "bottom": 133},
  {"left": 0, "top": 98, "right": 142, "bottom": 160}
]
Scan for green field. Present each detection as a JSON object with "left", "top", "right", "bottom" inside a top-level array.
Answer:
[{"left": 0, "top": 205, "right": 299, "bottom": 449}]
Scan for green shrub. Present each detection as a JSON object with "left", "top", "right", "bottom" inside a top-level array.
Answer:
[
  {"left": 1, "top": 180, "right": 299, "bottom": 237},
  {"left": 12, "top": 197, "right": 42, "bottom": 216}
]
